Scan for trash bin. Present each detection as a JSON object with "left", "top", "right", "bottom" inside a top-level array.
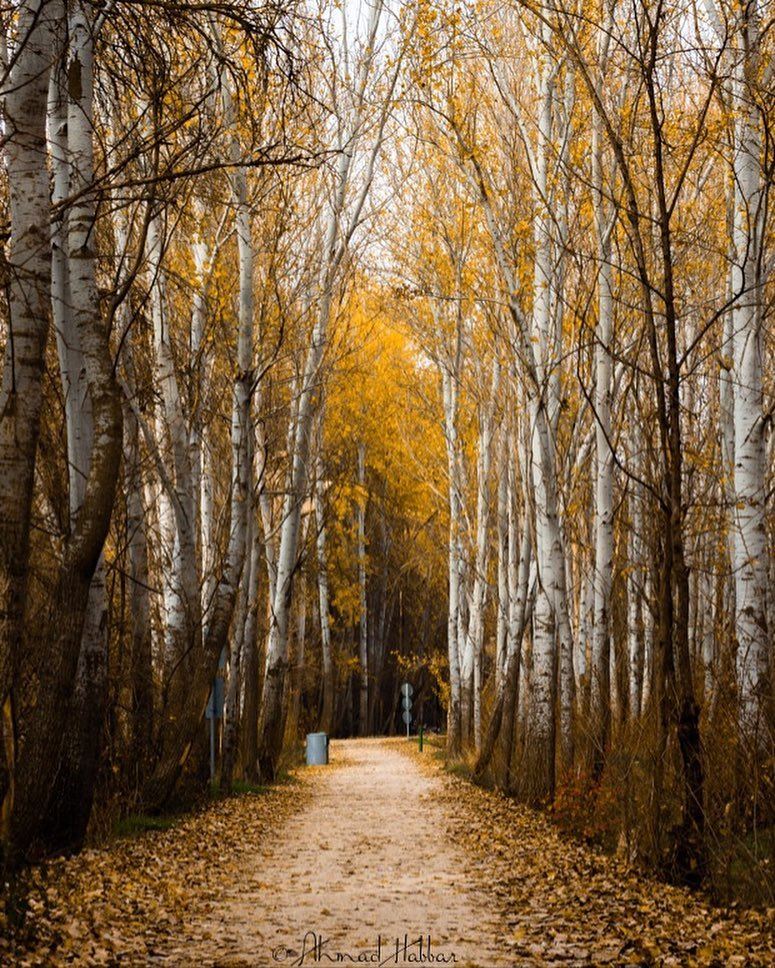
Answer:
[{"left": 306, "top": 732, "right": 328, "bottom": 766}]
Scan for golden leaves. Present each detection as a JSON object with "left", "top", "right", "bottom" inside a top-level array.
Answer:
[
  {"left": 398, "top": 742, "right": 775, "bottom": 967},
  {"left": 4, "top": 780, "right": 309, "bottom": 966}
]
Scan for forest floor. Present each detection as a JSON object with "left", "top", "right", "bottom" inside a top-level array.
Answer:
[{"left": 3, "top": 737, "right": 773, "bottom": 967}]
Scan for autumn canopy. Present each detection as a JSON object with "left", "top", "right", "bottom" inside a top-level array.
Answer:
[{"left": 0, "top": 0, "right": 772, "bottom": 909}]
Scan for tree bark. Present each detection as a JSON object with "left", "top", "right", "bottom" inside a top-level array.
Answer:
[
  {"left": 314, "top": 450, "right": 335, "bottom": 735},
  {"left": 730, "top": 0, "right": 769, "bottom": 743},
  {"left": 590, "top": 75, "right": 614, "bottom": 772},
  {"left": 474, "top": 426, "right": 532, "bottom": 787},
  {"left": 0, "top": 0, "right": 58, "bottom": 851},
  {"left": 357, "top": 442, "right": 369, "bottom": 735},
  {"left": 41, "top": 0, "right": 113, "bottom": 855},
  {"left": 441, "top": 366, "right": 463, "bottom": 757},
  {"left": 124, "top": 403, "right": 153, "bottom": 788}
]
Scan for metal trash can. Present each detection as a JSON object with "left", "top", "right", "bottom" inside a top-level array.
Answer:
[{"left": 306, "top": 732, "right": 328, "bottom": 766}]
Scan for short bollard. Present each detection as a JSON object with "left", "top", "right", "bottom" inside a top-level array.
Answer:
[{"left": 418, "top": 725, "right": 424, "bottom": 752}]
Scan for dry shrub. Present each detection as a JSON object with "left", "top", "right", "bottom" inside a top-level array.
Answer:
[{"left": 548, "top": 688, "right": 774, "bottom": 906}]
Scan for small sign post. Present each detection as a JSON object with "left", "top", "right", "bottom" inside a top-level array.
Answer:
[
  {"left": 206, "top": 647, "right": 228, "bottom": 782},
  {"left": 401, "top": 682, "right": 413, "bottom": 739}
]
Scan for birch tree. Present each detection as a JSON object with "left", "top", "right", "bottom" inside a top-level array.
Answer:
[
  {"left": 4, "top": 0, "right": 124, "bottom": 857},
  {"left": 314, "top": 443, "right": 335, "bottom": 734},
  {"left": 257, "top": 0, "right": 396, "bottom": 779},
  {"left": 589, "top": 6, "right": 615, "bottom": 768},
  {"left": 727, "top": 0, "right": 770, "bottom": 741},
  {"left": 0, "top": 1, "right": 58, "bottom": 845}
]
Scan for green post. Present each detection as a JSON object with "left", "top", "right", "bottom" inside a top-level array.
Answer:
[{"left": 419, "top": 725, "right": 424, "bottom": 752}]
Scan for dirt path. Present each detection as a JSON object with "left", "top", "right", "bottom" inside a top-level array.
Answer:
[
  {"left": 164, "top": 737, "right": 511, "bottom": 967},
  {"left": 8, "top": 737, "right": 773, "bottom": 966}
]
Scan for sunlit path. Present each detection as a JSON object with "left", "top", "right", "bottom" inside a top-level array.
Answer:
[{"left": 162, "top": 738, "right": 510, "bottom": 967}]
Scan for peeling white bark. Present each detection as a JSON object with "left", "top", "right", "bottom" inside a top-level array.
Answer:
[
  {"left": 314, "top": 446, "right": 334, "bottom": 734},
  {"left": 442, "top": 365, "right": 463, "bottom": 755},
  {"left": 730, "top": 0, "right": 769, "bottom": 737}
]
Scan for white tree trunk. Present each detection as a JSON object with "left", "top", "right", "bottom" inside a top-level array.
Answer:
[
  {"left": 590, "top": 36, "right": 615, "bottom": 760},
  {"left": 720, "top": 276, "right": 737, "bottom": 664},
  {"left": 495, "top": 428, "right": 510, "bottom": 690},
  {"left": 642, "top": 567, "right": 654, "bottom": 711},
  {"left": 189, "top": 224, "right": 217, "bottom": 626},
  {"left": 442, "top": 367, "right": 463, "bottom": 755},
  {"left": 240, "top": 493, "right": 264, "bottom": 779},
  {"left": 530, "top": 26, "right": 557, "bottom": 790},
  {"left": 578, "top": 560, "right": 593, "bottom": 695},
  {"left": 314, "top": 449, "right": 334, "bottom": 734},
  {"left": 467, "top": 358, "right": 498, "bottom": 751},
  {"left": 627, "top": 481, "right": 644, "bottom": 719},
  {"left": 123, "top": 400, "right": 153, "bottom": 777},
  {"left": 222, "top": 506, "right": 253, "bottom": 790},
  {"left": 0, "top": 0, "right": 57, "bottom": 756},
  {"left": 529, "top": 401, "right": 557, "bottom": 799},
  {"left": 57, "top": 0, "right": 109, "bottom": 823},
  {"left": 14, "top": 0, "right": 123, "bottom": 851},
  {"left": 497, "top": 421, "right": 533, "bottom": 784},
  {"left": 218, "top": 48, "right": 255, "bottom": 785},
  {"left": 529, "top": 23, "right": 575, "bottom": 773},
  {"left": 730, "top": 1, "right": 769, "bottom": 738},
  {"left": 700, "top": 568, "right": 716, "bottom": 704},
  {"left": 146, "top": 216, "right": 201, "bottom": 671},
  {"left": 49, "top": 15, "right": 108, "bottom": 771},
  {"left": 256, "top": 416, "right": 278, "bottom": 609}
]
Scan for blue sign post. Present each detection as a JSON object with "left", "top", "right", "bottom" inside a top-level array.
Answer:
[
  {"left": 206, "top": 647, "right": 228, "bottom": 782},
  {"left": 401, "top": 682, "right": 413, "bottom": 738}
]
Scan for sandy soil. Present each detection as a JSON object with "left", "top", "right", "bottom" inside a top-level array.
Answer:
[{"left": 164, "top": 738, "right": 510, "bottom": 967}]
